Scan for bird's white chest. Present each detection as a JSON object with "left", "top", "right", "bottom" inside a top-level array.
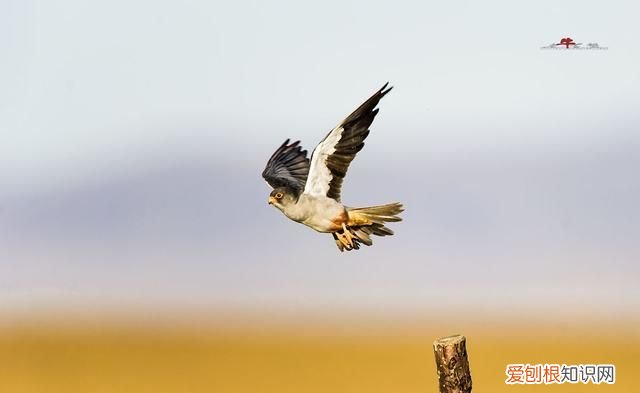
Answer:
[{"left": 282, "top": 194, "right": 345, "bottom": 233}]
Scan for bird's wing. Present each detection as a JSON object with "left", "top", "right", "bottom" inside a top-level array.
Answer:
[
  {"left": 303, "top": 83, "right": 392, "bottom": 201},
  {"left": 262, "top": 139, "right": 310, "bottom": 195}
]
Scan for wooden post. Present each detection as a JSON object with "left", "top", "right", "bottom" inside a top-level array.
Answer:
[{"left": 433, "top": 334, "right": 472, "bottom": 393}]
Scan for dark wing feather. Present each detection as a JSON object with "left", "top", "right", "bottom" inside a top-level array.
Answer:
[
  {"left": 304, "top": 83, "right": 392, "bottom": 201},
  {"left": 262, "top": 139, "right": 309, "bottom": 196}
]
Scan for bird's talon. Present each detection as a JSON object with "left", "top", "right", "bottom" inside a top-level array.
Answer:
[{"left": 340, "top": 223, "right": 355, "bottom": 249}]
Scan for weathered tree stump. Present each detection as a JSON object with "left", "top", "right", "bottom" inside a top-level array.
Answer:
[{"left": 433, "top": 334, "right": 472, "bottom": 393}]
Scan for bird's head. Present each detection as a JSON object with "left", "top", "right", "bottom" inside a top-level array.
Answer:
[{"left": 268, "top": 187, "right": 296, "bottom": 210}]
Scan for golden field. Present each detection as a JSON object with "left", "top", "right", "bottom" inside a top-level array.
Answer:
[{"left": 1, "top": 312, "right": 638, "bottom": 393}]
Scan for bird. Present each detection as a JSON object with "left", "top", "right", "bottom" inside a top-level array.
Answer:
[{"left": 262, "top": 83, "right": 404, "bottom": 252}]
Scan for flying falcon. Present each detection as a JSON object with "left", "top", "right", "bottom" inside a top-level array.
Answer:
[{"left": 262, "top": 83, "right": 404, "bottom": 252}]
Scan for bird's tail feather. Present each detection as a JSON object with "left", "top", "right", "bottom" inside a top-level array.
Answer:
[
  {"left": 333, "top": 203, "right": 403, "bottom": 252},
  {"left": 348, "top": 202, "right": 404, "bottom": 226}
]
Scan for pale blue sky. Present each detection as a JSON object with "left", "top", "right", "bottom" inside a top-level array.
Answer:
[
  {"left": 1, "top": 0, "right": 639, "bottom": 315},
  {"left": 2, "top": 0, "right": 639, "bottom": 192}
]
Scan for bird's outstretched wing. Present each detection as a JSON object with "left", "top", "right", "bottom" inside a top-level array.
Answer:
[
  {"left": 304, "top": 83, "right": 392, "bottom": 201},
  {"left": 262, "top": 139, "right": 310, "bottom": 196}
]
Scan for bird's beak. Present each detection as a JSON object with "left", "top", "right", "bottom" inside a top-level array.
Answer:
[{"left": 268, "top": 196, "right": 276, "bottom": 205}]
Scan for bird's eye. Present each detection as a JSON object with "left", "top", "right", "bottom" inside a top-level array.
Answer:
[{"left": 275, "top": 192, "right": 284, "bottom": 199}]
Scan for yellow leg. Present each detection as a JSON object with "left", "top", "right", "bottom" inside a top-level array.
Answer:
[
  {"left": 334, "top": 225, "right": 354, "bottom": 251},
  {"left": 335, "top": 232, "right": 350, "bottom": 250},
  {"left": 341, "top": 223, "right": 354, "bottom": 248}
]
